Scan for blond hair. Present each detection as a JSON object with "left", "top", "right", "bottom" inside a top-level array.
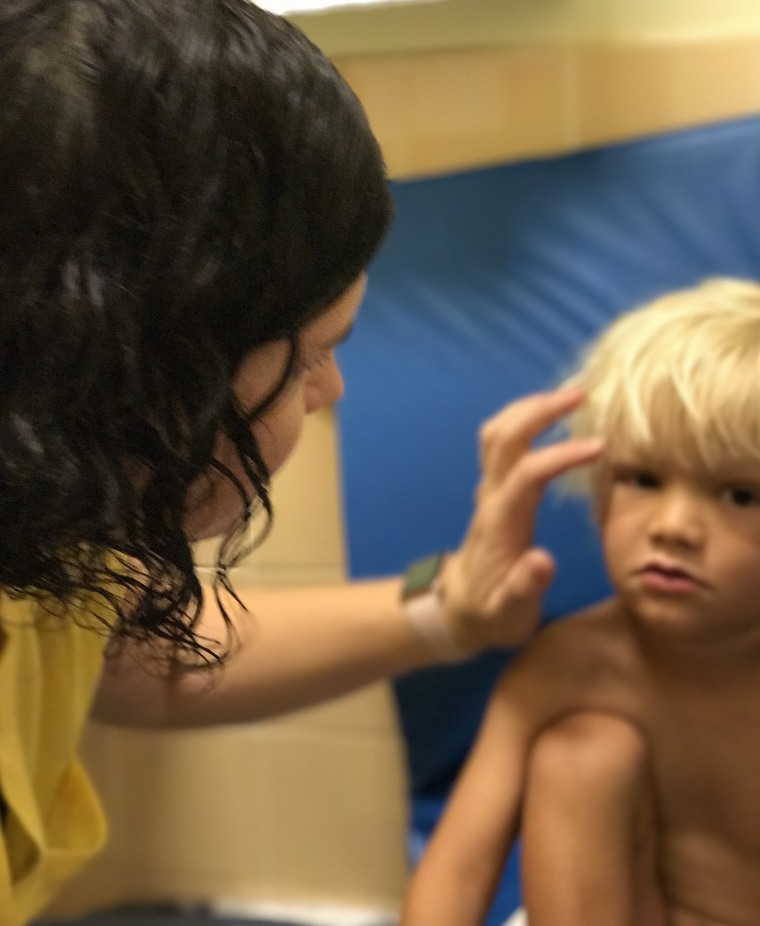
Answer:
[{"left": 565, "top": 278, "right": 760, "bottom": 492}]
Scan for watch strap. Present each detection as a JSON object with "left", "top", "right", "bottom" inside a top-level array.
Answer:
[{"left": 401, "top": 553, "right": 464, "bottom": 661}]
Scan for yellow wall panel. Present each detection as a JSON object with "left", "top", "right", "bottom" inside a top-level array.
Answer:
[
  {"left": 335, "top": 40, "right": 760, "bottom": 180},
  {"left": 339, "top": 47, "right": 573, "bottom": 180},
  {"left": 291, "top": 0, "right": 760, "bottom": 58}
]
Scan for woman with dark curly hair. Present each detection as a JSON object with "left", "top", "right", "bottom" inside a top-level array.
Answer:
[{"left": 0, "top": 0, "right": 601, "bottom": 920}]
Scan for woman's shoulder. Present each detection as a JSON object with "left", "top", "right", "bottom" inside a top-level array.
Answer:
[{"left": 0, "top": 590, "right": 110, "bottom": 679}]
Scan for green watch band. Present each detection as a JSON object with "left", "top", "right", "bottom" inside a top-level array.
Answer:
[
  {"left": 402, "top": 552, "right": 447, "bottom": 600},
  {"left": 401, "top": 552, "right": 463, "bottom": 661}
]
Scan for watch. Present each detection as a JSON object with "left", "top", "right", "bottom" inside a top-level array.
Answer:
[
  {"left": 401, "top": 553, "right": 463, "bottom": 661},
  {"left": 402, "top": 552, "right": 447, "bottom": 601}
]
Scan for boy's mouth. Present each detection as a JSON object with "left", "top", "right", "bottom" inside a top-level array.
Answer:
[{"left": 638, "top": 561, "right": 705, "bottom": 593}]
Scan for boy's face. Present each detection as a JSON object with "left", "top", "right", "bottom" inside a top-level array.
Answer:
[{"left": 598, "top": 450, "right": 760, "bottom": 639}]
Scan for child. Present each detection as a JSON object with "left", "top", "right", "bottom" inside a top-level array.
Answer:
[{"left": 401, "top": 277, "right": 760, "bottom": 926}]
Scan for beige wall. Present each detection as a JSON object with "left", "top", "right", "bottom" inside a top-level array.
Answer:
[
  {"left": 290, "top": 0, "right": 760, "bottom": 57},
  {"left": 337, "top": 39, "right": 760, "bottom": 180},
  {"left": 43, "top": 11, "right": 760, "bottom": 922},
  {"left": 288, "top": 0, "right": 760, "bottom": 180}
]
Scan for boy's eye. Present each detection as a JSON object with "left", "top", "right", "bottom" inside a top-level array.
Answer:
[
  {"left": 723, "top": 486, "right": 760, "bottom": 508},
  {"left": 632, "top": 471, "right": 659, "bottom": 489},
  {"left": 612, "top": 466, "right": 660, "bottom": 490}
]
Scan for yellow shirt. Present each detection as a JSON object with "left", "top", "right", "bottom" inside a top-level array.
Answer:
[{"left": 0, "top": 595, "right": 109, "bottom": 925}]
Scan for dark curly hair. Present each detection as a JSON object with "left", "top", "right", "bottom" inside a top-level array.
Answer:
[{"left": 0, "top": 0, "right": 393, "bottom": 665}]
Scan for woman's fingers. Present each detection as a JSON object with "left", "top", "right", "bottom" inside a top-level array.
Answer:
[
  {"left": 478, "top": 387, "right": 587, "bottom": 493},
  {"left": 445, "top": 388, "right": 603, "bottom": 653}
]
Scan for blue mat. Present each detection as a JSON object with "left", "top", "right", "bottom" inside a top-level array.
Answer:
[{"left": 337, "top": 114, "right": 760, "bottom": 925}]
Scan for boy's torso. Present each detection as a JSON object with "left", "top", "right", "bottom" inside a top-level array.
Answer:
[{"left": 517, "top": 601, "right": 760, "bottom": 926}]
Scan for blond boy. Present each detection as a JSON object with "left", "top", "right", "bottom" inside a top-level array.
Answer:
[{"left": 401, "top": 278, "right": 760, "bottom": 926}]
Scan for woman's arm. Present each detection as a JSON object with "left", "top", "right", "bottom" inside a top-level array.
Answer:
[
  {"left": 92, "top": 574, "right": 428, "bottom": 725},
  {"left": 92, "top": 388, "right": 602, "bottom": 727}
]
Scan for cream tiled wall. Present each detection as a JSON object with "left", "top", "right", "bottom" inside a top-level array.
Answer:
[
  {"left": 44, "top": 32, "right": 760, "bottom": 922},
  {"left": 52, "top": 688, "right": 408, "bottom": 915}
]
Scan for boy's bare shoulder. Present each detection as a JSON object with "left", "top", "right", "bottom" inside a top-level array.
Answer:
[
  {"left": 524, "top": 598, "right": 636, "bottom": 662},
  {"left": 502, "top": 599, "right": 646, "bottom": 718}
]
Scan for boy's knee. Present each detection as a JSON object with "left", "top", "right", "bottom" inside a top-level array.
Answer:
[{"left": 527, "top": 711, "right": 649, "bottom": 799}]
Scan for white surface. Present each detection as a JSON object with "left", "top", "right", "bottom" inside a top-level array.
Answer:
[
  {"left": 212, "top": 899, "right": 398, "bottom": 925},
  {"left": 256, "top": 0, "right": 441, "bottom": 14}
]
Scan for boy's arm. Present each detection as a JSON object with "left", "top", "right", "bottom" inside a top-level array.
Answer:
[{"left": 400, "top": 668, "right": 536, "bottom": 926}]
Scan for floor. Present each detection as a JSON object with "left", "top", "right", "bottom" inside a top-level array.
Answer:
[{"left": 34, "top": 905, "right": 306, "bottom": 926}]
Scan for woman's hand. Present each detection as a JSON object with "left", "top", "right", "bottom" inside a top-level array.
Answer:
[{"left": 443, "top": 388, "right": 603, "bottom": 653}]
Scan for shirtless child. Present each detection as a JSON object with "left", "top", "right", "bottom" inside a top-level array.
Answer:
[{"left": 401, "top": 278, "right": 760, "bottom": 926}]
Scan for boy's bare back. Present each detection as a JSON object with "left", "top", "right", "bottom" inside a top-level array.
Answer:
[{"left": 508, "top": 600, "right": 760, "bottom": 925}]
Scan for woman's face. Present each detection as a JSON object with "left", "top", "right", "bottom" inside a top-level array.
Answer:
[{"left": 185, "top": 275, "right": 367, "bottom": 540}]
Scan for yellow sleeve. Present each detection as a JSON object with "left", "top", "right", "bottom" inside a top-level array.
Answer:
[{"left": 0, "top": 595, "right": 109, "bottom": 925}]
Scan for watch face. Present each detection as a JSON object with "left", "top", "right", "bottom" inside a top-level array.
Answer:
[{"left": 403, "top": 553, "right": 444, "bottom": 598}]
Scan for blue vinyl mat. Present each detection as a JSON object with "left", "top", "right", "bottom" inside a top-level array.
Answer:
[{"left": 336, "top": 113, "right": 760, "bottom": 925}]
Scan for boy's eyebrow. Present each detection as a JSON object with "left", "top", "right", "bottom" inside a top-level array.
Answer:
[
  {"left": 605, "top": 451, "right": 659, "bottom": 470},
  {"left": 714, "top": 461, "right": 760, "bottom": 479}
]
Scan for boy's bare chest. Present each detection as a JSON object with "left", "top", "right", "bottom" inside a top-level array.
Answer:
[
  {"left": 542, "top": 612, "right": 760, "bottom": 918},
  {"left": 644, "top": 687, "right": 760, "bottom": 911},
  {"left": 652, "top": 712, "right": 760, "bottom": 848},
  {"left": 568, "top": 620, "right": 760, "bottom": 848}
]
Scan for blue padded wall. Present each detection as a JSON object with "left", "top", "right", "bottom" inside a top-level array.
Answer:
[{"left": 336, "top": 115, "right": 760, "bottom": 924}]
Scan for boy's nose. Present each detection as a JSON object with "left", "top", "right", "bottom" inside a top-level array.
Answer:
[{"left": 648, "top": 490, "right": 705, "bottom": 549}]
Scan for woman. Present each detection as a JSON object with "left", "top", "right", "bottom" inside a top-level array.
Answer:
[{"left": 0, "top": 0, "right": 600, "bottom": 921}]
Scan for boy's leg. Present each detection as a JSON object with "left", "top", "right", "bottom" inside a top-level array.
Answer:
[{"left": 520, "top": 711, "right": 668, "bottom": 926}]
